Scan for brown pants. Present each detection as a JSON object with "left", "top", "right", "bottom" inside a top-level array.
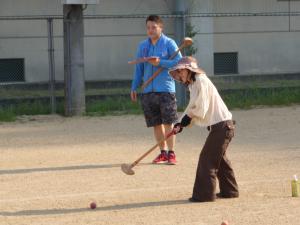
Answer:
[{"left": 192, "top": 120, "right": 239, "bottom": 202}]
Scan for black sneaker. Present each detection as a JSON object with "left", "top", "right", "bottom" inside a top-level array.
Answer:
[
  {"left": 188, "top": 197, "right": 201, "bottom": 203},
  {"left": 188, "top": 197, "right": 215, "bottom": 203},
  {"left": 216, "top": 192, "right": 239, "bottom": 198}
]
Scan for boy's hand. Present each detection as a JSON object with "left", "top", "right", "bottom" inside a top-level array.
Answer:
[
  {"left": 130, "top": 91, "right": 137, "bottom": 102},
  {"left": 148, "top": 57, "right": 160, "bottom": 66}
]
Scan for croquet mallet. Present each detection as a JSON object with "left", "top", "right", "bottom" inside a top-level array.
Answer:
[{"left": 121, "top": 129, "right": 178, "bottom": 175}]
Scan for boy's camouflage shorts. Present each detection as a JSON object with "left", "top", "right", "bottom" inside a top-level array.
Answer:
[{"left": 141, "top": 92, "right": 178, "bottom": 127}]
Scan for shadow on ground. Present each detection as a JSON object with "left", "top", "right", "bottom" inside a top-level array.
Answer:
[
  {"left": 0, "top": 199, "right": 189, "bottom": 216},
  {"left": 0, "top": 163, "right": 154, "bottom": 175}
]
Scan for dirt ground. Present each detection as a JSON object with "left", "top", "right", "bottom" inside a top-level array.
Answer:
[{"left": 0, "top": 105, "right": 300, "bottom": 225}]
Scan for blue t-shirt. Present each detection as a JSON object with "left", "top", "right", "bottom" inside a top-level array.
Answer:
[{"left": 131, "top": 33, "right": 182, "bottom": 93}]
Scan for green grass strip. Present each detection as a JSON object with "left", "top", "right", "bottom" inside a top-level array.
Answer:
[
  {"left": 223, "top": 87, "right": 300, "bottom": 109},
  {"left": 86, "top": 97, "right": 142, "bottom": 116},
  {"left": 0, "top": 87, "right": 299, "bottom": 122}
]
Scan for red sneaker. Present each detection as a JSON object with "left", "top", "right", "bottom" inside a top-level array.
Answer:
[
  {"left": 168, "top": 151, "right": 177, "bottom": 165},
  {"left": 152, "top": 151, "right": 168, "bottom": 164}
]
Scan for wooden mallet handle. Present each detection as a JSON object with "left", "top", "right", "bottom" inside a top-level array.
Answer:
[
  {"left": 121, "top": 128, "right": 181, "bottom": 175},
  {"left": 130, "top": 130, "right": 175, "bottom": 168},
  {"left": 128, "top": 56, "right": 159, "bottom": 65}
]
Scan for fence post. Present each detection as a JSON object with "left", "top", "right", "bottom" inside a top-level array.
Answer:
[
  {"left": 63, "top": 4, "right": 86, "bottom": 116},
  {"left": 47, "top": 18, "right": 56, "bottom": 114},
  {"left": 174, "top": 0, "right": 187, "bottom": 109}
]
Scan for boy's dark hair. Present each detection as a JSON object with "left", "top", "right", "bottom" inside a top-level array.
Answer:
[{"left": 146, "top": 15, "right": 163, "bottom": 26}]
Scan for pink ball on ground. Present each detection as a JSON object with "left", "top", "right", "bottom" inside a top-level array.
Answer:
[
  {"left": 221, "top": 221, "right": 229, "bottom": 225},
  {"left": 90, "top": 202, "right": 97, "bottom": 209}
]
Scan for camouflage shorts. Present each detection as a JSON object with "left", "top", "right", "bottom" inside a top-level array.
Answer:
[{"left": 141, "top": 92, "right": 178, "bottom": 127}]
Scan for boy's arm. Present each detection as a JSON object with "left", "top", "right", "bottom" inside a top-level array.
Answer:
[{"left": 159, "top": 39, "right": 182, "bottom": 69}]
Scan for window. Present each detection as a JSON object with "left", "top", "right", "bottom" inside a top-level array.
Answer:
[
  {"left": 0, "top": 58, "right": 25, "bottom": 82},
  {"left": 214, "top": 52, "right": 238, "bottom": 75}
]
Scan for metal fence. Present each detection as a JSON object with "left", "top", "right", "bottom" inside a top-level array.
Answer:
[{"left": 0, "top": 5, "right": 300, "bottom": 114}]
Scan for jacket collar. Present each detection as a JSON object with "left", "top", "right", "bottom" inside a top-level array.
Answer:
[{"left": 147, "top": 33, "right": 165, "bottom": 46}]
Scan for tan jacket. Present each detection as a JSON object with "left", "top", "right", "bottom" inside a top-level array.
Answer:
[{"left": 182, "top": 74, "right": 232, "bottom": 127}]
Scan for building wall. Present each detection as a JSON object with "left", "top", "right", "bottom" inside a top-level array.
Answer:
[
  {"left": 190, "top": 0, "right": 300, "bottom": 75},
  {"left": 0, "top": 0, "right": 299, "bottom": 83},
  {"left": 0, "top": 0, "right": 175, "bottom": 82}
]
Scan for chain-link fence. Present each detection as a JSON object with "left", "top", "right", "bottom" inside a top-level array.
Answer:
[{"left": 0, "top": 3, "right": 300, "bottom": 116}]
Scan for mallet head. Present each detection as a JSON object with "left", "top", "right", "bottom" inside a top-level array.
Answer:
[
  {"left": 183, "top": 37, "right": 193, "bottom": 47},
  {"left": 121, "top": 163, "right": 135, "bottom": 175}
]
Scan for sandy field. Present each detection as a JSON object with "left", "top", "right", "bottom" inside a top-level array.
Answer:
[{"left": 0, "top": 105, "right": 300, "bottom": 225}]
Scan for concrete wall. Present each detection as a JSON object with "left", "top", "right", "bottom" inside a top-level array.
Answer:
[
  {"left": 0, "top": 0, "right": 300, "bottom": 82},
  {"left": 189, "top": 0, "right": 300, "bottom": 75},
  {"left": 0, "top": 0, "right": 176, "bottom": 82}
]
